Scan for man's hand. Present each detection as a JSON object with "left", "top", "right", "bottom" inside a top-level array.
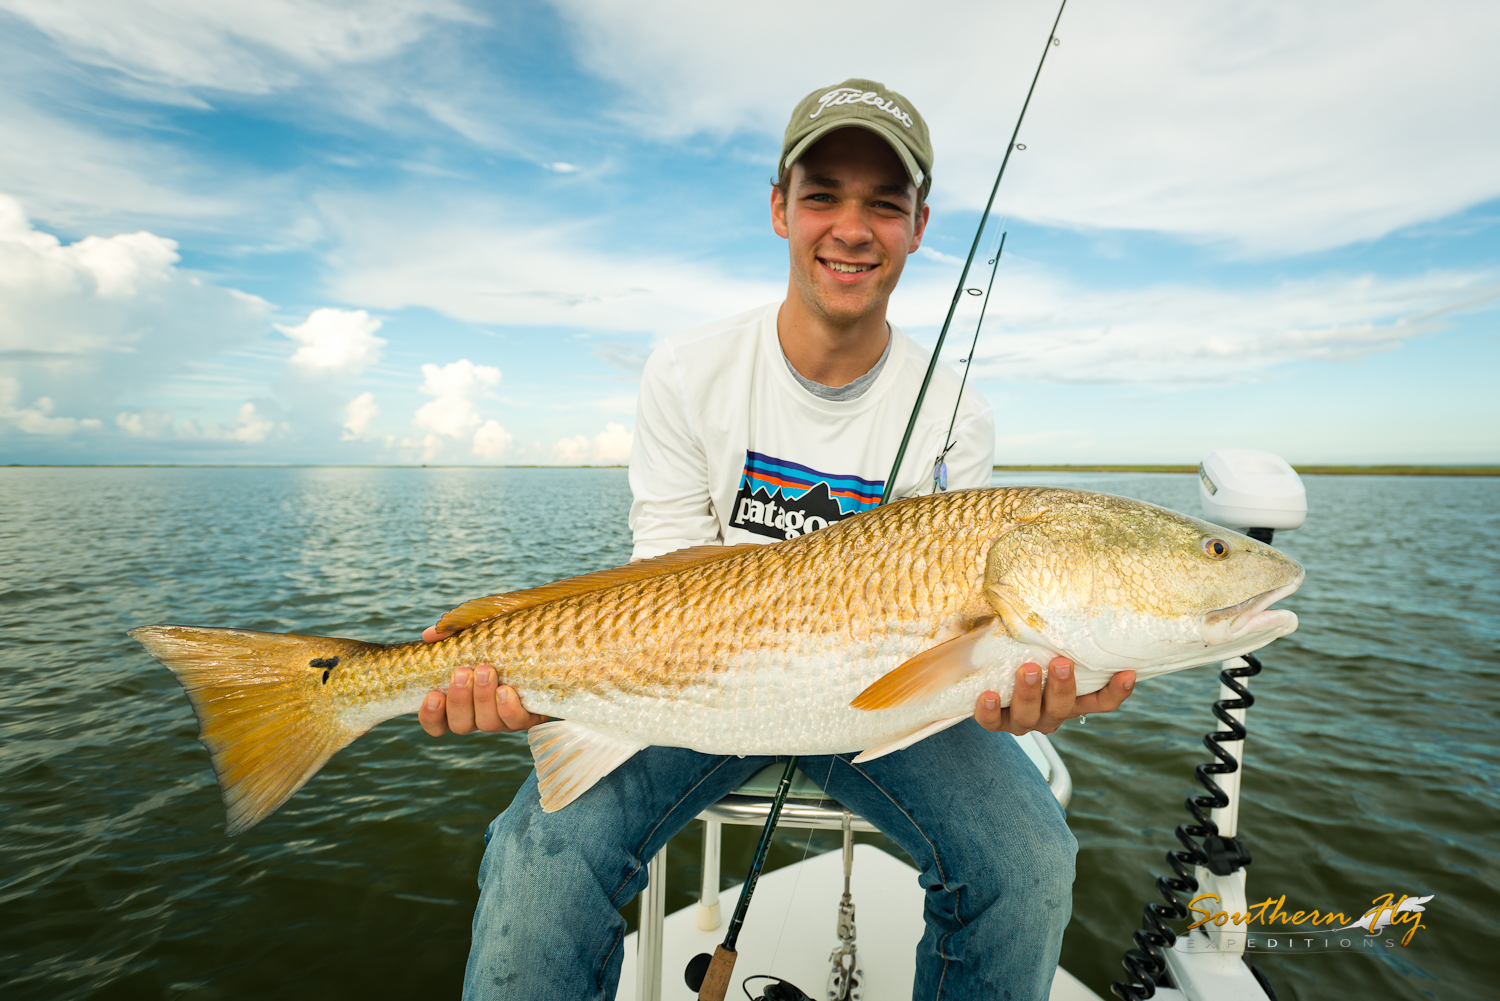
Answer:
[
  {"left": 974, "top": 657, "right": 1135, "bottom": 736},
  {"left": 416, "top": 626, "right": 548, "bottom": 736}
]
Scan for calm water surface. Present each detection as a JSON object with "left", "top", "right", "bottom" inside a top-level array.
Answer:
[{"left": 1, "top": 468, "right": 1495, "bottom": 1000}]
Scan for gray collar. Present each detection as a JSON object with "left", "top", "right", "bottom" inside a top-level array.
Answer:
[{"left": 782, "top": 331, "right": 892, "bottom": 402}]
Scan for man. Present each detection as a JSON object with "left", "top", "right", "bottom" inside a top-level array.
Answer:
[{"left": 419, "top": 79, "right": 1136, "bottom": 1000}]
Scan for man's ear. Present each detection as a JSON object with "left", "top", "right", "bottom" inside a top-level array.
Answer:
[
  {"left": 908, "top": 202, "right": 931, "bottom": 254},
  {"left": 770, "top": 183, "right": 790, "bottom": 239}
]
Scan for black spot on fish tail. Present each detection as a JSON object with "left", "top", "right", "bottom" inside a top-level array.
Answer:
[
  {"left": 321, "top": 670, "right": 330, "bottom": 684},
  {"left": 309, "top": 656, "right": 340, "bottom": 668}
]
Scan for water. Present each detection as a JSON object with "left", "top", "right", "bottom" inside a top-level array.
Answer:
[{"left": 1, "top": 467, "right": 1495, "bottom": 1001}]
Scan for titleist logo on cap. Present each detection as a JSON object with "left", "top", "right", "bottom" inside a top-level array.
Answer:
[{"left": 810, "top": 88, "right": 915, "bottom": 129}]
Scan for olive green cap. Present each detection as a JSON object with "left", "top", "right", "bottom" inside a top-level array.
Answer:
[{"left": 780, "top": 78, "right": 933, "bottom": 190}]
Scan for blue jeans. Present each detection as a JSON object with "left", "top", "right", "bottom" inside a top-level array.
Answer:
[{"left": 463, "top": 720, "right": 1076, "bottom": 1001}]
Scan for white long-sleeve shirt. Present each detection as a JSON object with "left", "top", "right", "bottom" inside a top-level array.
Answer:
[{"left": 628, "top": 302, "right": 994, "bottom": 561}]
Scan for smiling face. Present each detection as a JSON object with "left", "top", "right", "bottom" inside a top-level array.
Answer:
[{"left": 771, "top": 127, "right": 930, "bottom": 328}]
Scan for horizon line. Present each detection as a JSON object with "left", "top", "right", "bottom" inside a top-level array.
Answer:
[{"left": 3, "top": 462, "right": 1497, "bottom": 476}]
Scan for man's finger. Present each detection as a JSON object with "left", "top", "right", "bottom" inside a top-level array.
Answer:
[
  {"left": 422, "top": 626, "right": 456, "bottom": 644},
  {"left": 1036, "top": 657, "right": 1077, "bottom": 733},
  {"left": 496, "top": 686, "right": 547, "bottom": 732},
  {"left": 447, "top": 668, "right": 477, "bottom": 735},
  {"left": 1074, "top": 671, "right": 1137, "bottom": 715},
  {"left": 974, "top": 690, "right": 1003, "bottom": 731},
  {"left": 418, "top": 690, "right": 449, "bottom": 736},
  {"left": 1003, "top": 663, "right": 1044, "bottom": 735},
  {"left": 472, "top": 667, "right": 502, "bottom": 732}
]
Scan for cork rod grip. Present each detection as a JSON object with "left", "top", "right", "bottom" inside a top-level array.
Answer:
[{"left": 696, "top": 944, "right": 737, "bottom": 1001}]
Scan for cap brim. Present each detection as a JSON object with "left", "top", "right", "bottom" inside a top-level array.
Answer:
[{"left": 782, "top": 120, "right": 925, "bottom": 189}]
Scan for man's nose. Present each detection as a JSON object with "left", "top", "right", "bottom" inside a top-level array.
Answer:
[{"left": 828, "top": 202, "right": 875, "bottom": 247}]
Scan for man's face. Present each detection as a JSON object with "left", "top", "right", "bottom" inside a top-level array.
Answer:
[{"left": 772, "top": 127, "right": 930, "bottom": 327}]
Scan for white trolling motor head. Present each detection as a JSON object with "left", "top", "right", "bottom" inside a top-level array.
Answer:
[{"left": 1197, "top": 449, "right": 1307, "bottom": 544}]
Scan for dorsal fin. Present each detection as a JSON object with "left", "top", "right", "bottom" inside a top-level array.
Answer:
[{"left": 434, "top": 544, "right": 755, "bottom": 635}]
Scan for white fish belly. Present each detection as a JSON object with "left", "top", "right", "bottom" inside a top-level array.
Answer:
[{"left": 516, "top": 632, "right": 1064, "bottom": 755}]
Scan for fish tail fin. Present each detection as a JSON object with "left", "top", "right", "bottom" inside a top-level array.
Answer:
[{"left": 130, "top": 624, "right": 379, "bottom": 836}]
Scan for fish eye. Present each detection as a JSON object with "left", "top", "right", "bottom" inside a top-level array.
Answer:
[{"left": 1203, "top": 538, "right": 1231, "bottom": 560}]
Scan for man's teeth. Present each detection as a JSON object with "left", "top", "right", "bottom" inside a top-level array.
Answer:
[{"left": 826, "top": 261, "right": 873, "bottom": 274}]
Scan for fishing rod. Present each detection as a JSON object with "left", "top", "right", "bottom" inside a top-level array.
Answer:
[
  {"left": 686, "top": 757, "right": 800, "bottom": 999},
  {"left": 882, "top": 0, "right": 1068, "bottom": 504},
  {"left": 690, "top": 6, "right": 1067, "bottom": 998},
  {"left": 933, "top": 229, "right": 1006, "bottom": 493}
]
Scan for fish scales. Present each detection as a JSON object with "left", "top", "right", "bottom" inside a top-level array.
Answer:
[{"left": 441, "top": 490, "right": 1022, "bottom": 749}]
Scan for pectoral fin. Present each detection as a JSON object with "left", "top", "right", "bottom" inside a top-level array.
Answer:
[
  {"left": 850, "top": 623, "right": 992, "bottom": 711},
  {"left": 527, "top": 721, "right": 648, "bottom": 813},
  {"left": 853, "top": 714, "right": 973, "bottom": 763}
]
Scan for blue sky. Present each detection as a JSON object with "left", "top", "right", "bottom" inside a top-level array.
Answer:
[{"left": 1, "top": 0, "right": 1496, "bottom": 466}]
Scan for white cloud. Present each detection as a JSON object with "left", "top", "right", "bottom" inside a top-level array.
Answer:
[
  {"left": 0, "top": 0, "right": 479, "bottom": 95},
  {"left": 0, "top": 0, "right": 489, "bottom": 240},
  {"left": 552, "top": 0, "right": 1500, "bottom": 254},
  {"left": 0, "top": 90, "right": 250, "bottom": 233},
  {"left": 593, "top": 421, "right": 632, "bottom": 462},
  {"left": 112, "top": 402, "right": 284, "bottom": 443},
  {"left": 341, "top": 391, "right": 378, "bottom": 440},
  {"left": 551, "top": 433, "right": 591, "bottom": 463},
  {"left": 933, "top": 264, "right": 1500, "bottom": 385},
  {"left": 323, "top": 197, "right": 783, "bottom": 333},
  {"left": 207, "top": 401, "right": 278, "bottom": 443},
  {"left": 550, "top": 421, "right": 633, "bottom": 464},
  {"left": 915, "top": 246, "right": 963, "bottom": 266},
  {"left": 279, "top": 308, "right": 386, "bottom": 376},
  {"left": 3, "top": 395, "right": 102, "bottom": 435},
  {"left": 0, "top": 194, "right": 178, "bottom": 310},
  {"left": 415, "top": 358, "right": 499, "bottom": 435},
  {"left": 419, "top": 434, "right": 443, "bottom": 461},
  {"left": 115, "top": 408, "right": 174, "bottom": 437},
  {"left": 0, "top": 194, "right": 269, "bottom": 431},
  {"left": 410, "top": 359, "right": 501, "bottom": 459},
  {"left": 472, "top": 419, "right": 513, "bottom": 459}
]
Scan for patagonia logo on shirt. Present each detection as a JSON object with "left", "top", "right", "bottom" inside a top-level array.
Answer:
[{"left": 730, "top": 451, "right": 883, "bottom": 541}]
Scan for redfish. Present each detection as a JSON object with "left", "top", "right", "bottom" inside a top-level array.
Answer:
[{"left": 132, "top": 487, "right": 1303, "bottom": 835}]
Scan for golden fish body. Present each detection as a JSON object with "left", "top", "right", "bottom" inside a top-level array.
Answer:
[{"left": 132, "top": 487, "right": 1303, "bottom": 834}]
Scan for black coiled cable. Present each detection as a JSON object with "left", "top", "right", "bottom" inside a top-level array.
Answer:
[{"left": 1109, "top": 654, "right": 1261, "bottom": 1001}]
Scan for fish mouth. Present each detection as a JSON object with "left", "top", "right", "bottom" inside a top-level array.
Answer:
[{"left": 1200, "top": 571, "right": 1305, "bottom": 645}]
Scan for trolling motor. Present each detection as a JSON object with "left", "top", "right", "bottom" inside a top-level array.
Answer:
[
  {"left": 1110, "top": 450, "right": 1305, "bottom": 1001},
  {"left": 1197, "top": 449, "right": 1307, "bottom": 545}
]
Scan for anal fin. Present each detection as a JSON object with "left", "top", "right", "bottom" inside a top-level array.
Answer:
[
  {"left": 849, "top": 622, "right": 993, "bottom": 711},
  {"left": 528, "top": 721, "right": 648, "bottom": 813},
  {"left": 853, "top": 714, "right": 972, "bottom": 764}
]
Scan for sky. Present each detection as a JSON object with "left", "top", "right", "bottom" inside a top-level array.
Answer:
[{"left": 1, "top": 0, "right": 1496, "bottom": 466}]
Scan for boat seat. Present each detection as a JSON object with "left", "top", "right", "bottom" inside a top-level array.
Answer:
[
  {"left": 628, "top": 731, "right": 1074, "bottom": 1000},
  {"left": 697, "top": 729, "right": 1072, "bottom": 833}
]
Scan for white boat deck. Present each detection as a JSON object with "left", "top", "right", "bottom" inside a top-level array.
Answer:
[{"left": 618, "top": 843, "right": 1105, "bottom": 1001}]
